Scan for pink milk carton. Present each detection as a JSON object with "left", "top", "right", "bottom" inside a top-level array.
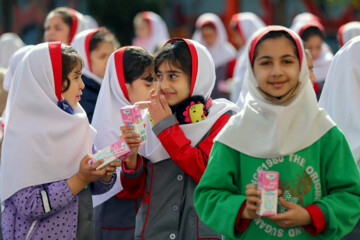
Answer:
[
  {"left": 120, "top": 105, "right": 147, "bottom": 144},
  {"left": 90, "top": 138, "right": 132, "bottom": 170},
  {"left": 256, "top": 171, "right": 279, "bottom": 216}
]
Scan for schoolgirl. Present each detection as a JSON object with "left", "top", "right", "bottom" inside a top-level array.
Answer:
[
  {"left": 193, "top": 13, "right": 237, "bottom": 99},
  {"left": 120, "top": 38, "right": 239, "bottom": 239},
  {"left": 194, "top": 26, "right": 360, "bottom": 240},
  {"left": 71, "top": 28, "right": 120, "bottom": 122},
  {"left": 337, "top": 21, "right": 360, "bottom": 47},
  {"left": 91, "top": 46, "right": 154, "bottom": 239},
  {"left": 0, "top": 42, "right": 119, "bottom": 239}
]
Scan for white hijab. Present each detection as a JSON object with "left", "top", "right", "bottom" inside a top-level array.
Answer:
[
  {"left": 337, "top": 21, "right": 360, "bottom": 47},
  {"left": 0, "top": 33, "right": 24, "bottom": 68},
  {"left": 132, "top": 11, "right": 170, "bottom": 53},
  {"left": 216, "top": 26, "right": 335, "bottom": 158},
  {"left": 291, "top": 17, "right": 333, "bottom": 82},
  {"left": 230, "top": 12, "right": 266, "bottom": 102},
  {"left": 71, "top": 28, "right": 103, "bottom": 84},
  {"left": 192, "top": 13, "right": 236, "bottom": 68},
  {"left": 319, "top": 36, "right": 360, "bottom": 167},
  {"left": 84, "top": 15, "right": 99, "bottom": 29},
  {"left": 139, "top": 39, "right": 240, "bottom": 163},
  {"left": 91, "top": 47, "right": 133, "bottom": 206},
  {"left": 3, "top": 45, "right": 33, "bottom": 91},
  {"left": 0, "top": 42, "right": 94, "bottom": 202},
  {"left": 67, "top": 9, "right": 88, "bottom": 45}
]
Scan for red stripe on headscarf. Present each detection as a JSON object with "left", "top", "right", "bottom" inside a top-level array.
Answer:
[
  {"left": 141, "top": 12, "right": 152, "bottom": 36},
  {"left": 85, "top": 28, "right": 101, "bottom": 72},
  {"left": 114, "top": 47, "right": 130, "bottom": 101},
  {"left": 231, "top": 14, "right": 245, "bottom": 44},
  {"left": 338, "top": 24, "right": 346, "bottom": 47},
  {"left": 200, "top": 20, "right": 217, "bottom": 30},
  {"left": 298, "top": 22, "right": 324, "bottom": 38},
  {"left": 249, "top": 26, "right": 303, "bottom": 68},
  {"left": 48, "top": 42, "right": 62, "bottom": 101},
  {"left": 68, "top": 9, "right": 78, "bottom": 45}
]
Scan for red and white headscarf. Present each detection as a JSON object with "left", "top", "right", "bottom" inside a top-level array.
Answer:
[
  {"left": 71, "top": 28, "right": 103, "bottom": 84},
  {"left": 0, "top": 42, "right": 94, "bottom": 202},
  {"left": 337, "top": 21, "right": 360, "bottom": 47},
  {"left": 319, "top": 36, "right": 360, "bottom": 168},
  {"left": 132, "top": 11, "right": 170, "bottom": 53},
  {"left": 216, "top": 26, "right": 335, "bottom": 158},
  {"left": 67, "top": 8, "right": 88, "bottom": 45},
  {"left": 192, "top": 13, "right": 236, "bottom": 68},
  {"left": 139, "top": 38, "right": 240, "bottom": 163}
]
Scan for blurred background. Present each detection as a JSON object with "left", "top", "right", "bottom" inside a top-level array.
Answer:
[{"left": 0, "top": 0, "right": 359, "bottom": 53}]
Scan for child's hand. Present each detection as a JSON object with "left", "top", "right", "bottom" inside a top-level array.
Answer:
[
  {"left": 266, "top": 197, "right": 312, "bottom": 228},
  {"left": 147, "top": 89, "right": 172, "bottom": 125},
  {"left": 242, "top": 184, "right": 261, "bottom": 219},
  {"left": 101, "top": 161, "right": 122, "bottom": 182},
  {"left": 120, "top": 124, "right": 141, "bottom": 170}
]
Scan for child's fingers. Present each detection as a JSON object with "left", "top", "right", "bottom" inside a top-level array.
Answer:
[
  {"left": 120, "top": 125, "right": 134, "bottom": 134},
  {"left": 245, "top": 184, "right": 257, "bottom": 190},
  {"left": 90, "top": 159, "right": 104, "bottom": 170},
  {"left": 245, "top": 188, "right": 260, "bottom": 197},
  {"left": 108, "top": 161, "right": 122, "bottom": 167}
]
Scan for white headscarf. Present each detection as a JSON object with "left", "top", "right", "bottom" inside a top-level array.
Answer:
[
  {"left": 0, "top": 33, "right": 24, "bottom": 69},
  {"left": 91, "top": 47, "right": 133, "bottom": 206},
  {"left": 71, "top": 28, "right": 103, "bottom": 84},
  {"left": 216, "top": 26, "right": 335, "bottom": 158},
  {"left": 337, "top": 21, "right": 360, "bottom": 47},
  {"left": 0, "top": 42, "right": 94, "bottom": 202},
  {"left": 139, "top": 39, "right": 240, "bottom": 163},
  {"left": 3, "top": 45, "right": 33, "bottom": 91},
  {"left": 132, "top": 11, "right": 170, "bottom": 53},
  {"left": 67, "top": 9, "right": 88, "bottom": 45},
  {"left": 290, "top": 15, "right": 333, "bottom": 82},
  {"left": 84, "top": 15, "right": 99, "bottom": 29},
  {"left": 230, "top": 12, "right": 266, "bottom": 102},
  {"left": 192, "top": 13, "right": 236, "bottom": 68},
  {"left": 319, "top": 36, "right": 360, "bottom": 167}
]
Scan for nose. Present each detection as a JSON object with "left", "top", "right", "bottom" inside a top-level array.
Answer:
[
  {"left": 79, "top": 78, "right": 85, "bottom": 90},
  {"left": 271, "top": 62, "right": 283, "bottom": 77},
  {"left": 159, "top": 78, "right": 169, "bottom": 90}
]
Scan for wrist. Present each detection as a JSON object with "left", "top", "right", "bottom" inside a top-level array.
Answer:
[{"left": 125, "top": 154, "right": 138, "bottom": 170}]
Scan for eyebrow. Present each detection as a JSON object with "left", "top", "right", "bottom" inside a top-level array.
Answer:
[
  {"left": 257, "top": 54, "right": 297, "bottom": 61},
  {"left": 74, "top": 70, "right": 82, "bottom": 75},
  {"left": 142, "top": 74, "right": 153, "bottom": 82},
  {"left": 156, "top": 70, "right": 182, "bottom": 74}
]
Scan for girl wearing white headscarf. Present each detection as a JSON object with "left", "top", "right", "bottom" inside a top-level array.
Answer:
[
  {"left": 195, "top": 26, "right": 360, "bottom": 240},
  {"left": 0, "top": 42, "right": 119, "bottom": 239},
  {"left": 0, "top": 33, "right": 24, "bottom": 69},
  {"left": 193, "top": 13, "right": 237, "bottom": 99},
  {"left": 91, "top": 46, "right": 154, "bottom": 240},
  {"left": 229, "top": 12, "right": 266, "bottom": 102},
  {"left": 120, "top": 38, "right": 239, "bottom": 239},
  {"left": 337, "top": 21, "right": 360, "bottom": 47},
  {"left": 132, "top": 11, "right": 170, "bottom": 53},
  {"left": 71, "top": 28, "right": 119, "bottom": 122}
]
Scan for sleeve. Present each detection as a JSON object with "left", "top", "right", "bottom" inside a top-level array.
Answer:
[
  {"left": 194, "top": 141, "right": 247, "bottom": 239},
  {"left": 90, "top": 173, "right": 117, "bottom": 195},
  {"left": 312, "top": 127, "right": 360, "bottom": 239},
  {"left": 153, "top": 114, "right": 231, "bottom": 184},
  {"left": 120, "top": 155, "right": 147, "bottom": 197},
  {"left": 11, "top": 180, "right": 75, "bottom": 221}
]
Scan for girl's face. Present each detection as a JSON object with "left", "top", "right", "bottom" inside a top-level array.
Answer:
[
  {"left": 306, "top": 53, "right": 316, "bottom": 84},
  {"left": 90, "top": 41, "right": 114, "bottom": 78},
  {"left": 156, "top": 61, "right": 190, "bottom": 106},
  {"left": 126, "top": 68, "right": 154, "bottom": 108},
  {"left": 231, "top": 29, "right": 245, "bottom": 49},
  {"left": 44, "top": 14, "right": 70, "bottom": 44},
  {"left": 253, "top": 36, "right": 300, "bottom": 98},
  {"left": 62, "top": 62, "right": 84, "bottom": 108},
  {"left": 201, "top": 26, "right": 217, "bottom": 46},
  {"left": 304, "top": 35, "right": 322, "bottom": 60},
  {"left": 135, "top": 19, "right": 150, "bottom": 40}
]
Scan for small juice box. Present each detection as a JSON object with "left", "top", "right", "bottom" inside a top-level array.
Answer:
[
  {"left": 90, "top": 138, "right": 132, "bottom": 170},
  {"left": 256, "top": 171, "right": 279, "bottom": 216},
  {"left": 120, "top": 105, "right": 147, "bottom": 144}
]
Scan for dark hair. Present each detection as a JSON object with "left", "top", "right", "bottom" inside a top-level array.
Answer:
[
  {"left": 300, "top": 26, "right": 324, "bottom": 42},
  {"left": 61, "top": 44, "right": 83, "bottom": 92},
  {"left": 45, "top": 7, "right": 73, "bottom": 31},
  {"left": 123, "top": 46, "right": 153, "bottom": 83},
  {"left": 201, "top": 23, "right": 216, "bottom": 30},
  {"left": 89, "top": 27, "right": 120, "bottom": 53},
  {"left": 252, "top": 31, "right": 300, "bottom": 66},
  {"left": 153, "top": 39, "right": 192, "bottom": 83}
]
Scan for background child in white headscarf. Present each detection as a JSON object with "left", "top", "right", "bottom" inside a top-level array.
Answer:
[
  {"left": 337, "top": 21, "right": 360, "bottom": 47},
  {"left": 71, "top": 28, "right": 120, "bottom": 122},
  {"left": 195, "top": 26, "right": 360, "bottom": 240},
  {"left": 0, "top": 33, "right": 24, "bottom": 69}
]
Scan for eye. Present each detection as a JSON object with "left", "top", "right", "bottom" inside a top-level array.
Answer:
[
  {"left": 170, "top": 74, "right": 177, "bottom": 79},
  {"left": 282, "top": 59, "right": 294, "bottom": 64},
  {"left": 156, "top": 74, "right": 163, "bottom": 80},
  {"left": 259, "top": 61, "right": 271, "bottom": 66}
]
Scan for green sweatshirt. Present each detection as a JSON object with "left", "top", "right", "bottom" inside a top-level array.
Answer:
[{"left": 194, "top": 126, "right": 360, "bottom": 240}]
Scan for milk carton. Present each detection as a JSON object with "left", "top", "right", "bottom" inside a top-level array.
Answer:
[
  {"left": 120, "top": 105, "right": 147, "bottom": 143},
  {"left": 256, "top": 171, "right": 279, "bottom": 216},
  {"left": 90, "top": 138, "right": 131, "bottom": 170}
]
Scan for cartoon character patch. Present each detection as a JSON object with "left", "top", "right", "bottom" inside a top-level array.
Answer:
[{"left": 183, "top": 101, "right": 207, "bottom": 123}]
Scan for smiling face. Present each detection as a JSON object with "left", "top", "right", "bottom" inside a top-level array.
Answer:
[
  {"left": 90, "top": 41, "right": 114, "bottom": 78},
  {"left": 253, "top": 35, "right": 300, "bottom": 98},
  {"left": 44, "top": 14, "right": 71, "bottom": 44},
  {"left": 62, "top": 61, "right": 84, "bottom": 108},
  {"left": 156, "top": 61, "right": 190, "bottom": 106}
]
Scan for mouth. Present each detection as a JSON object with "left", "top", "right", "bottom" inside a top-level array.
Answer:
[
  {"left": 162, "top": 91, "right": 175, "bottom": 97},
  {"left": 76, "top": 93, "right": 82, "bottom": 101},
  {"left": 269, "top": 80, "right": 288, "bottom": 88}
]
